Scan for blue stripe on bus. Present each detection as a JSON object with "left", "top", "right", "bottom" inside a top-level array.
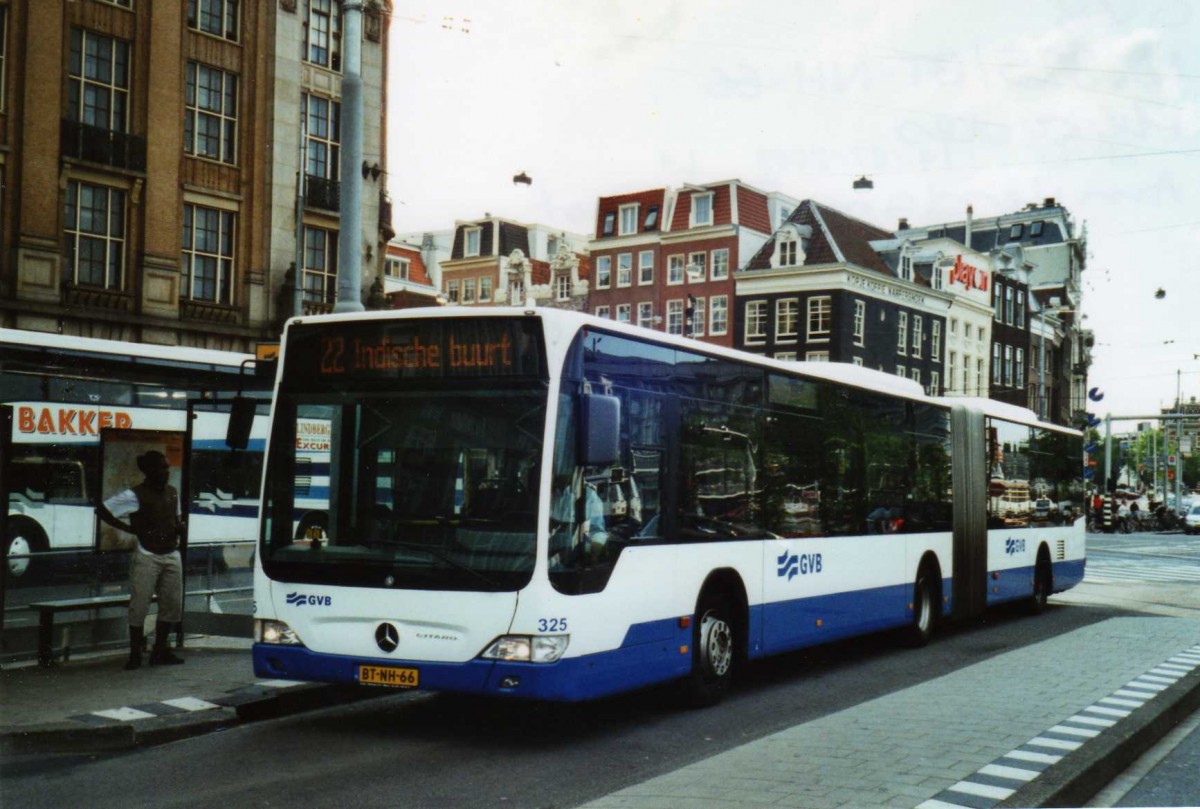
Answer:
[
  {"left": 253, "top": 578, "right": 970, "bottom": 703},
  {"left": 985, "top": 558, "right": 1086, "bottom": 606}
]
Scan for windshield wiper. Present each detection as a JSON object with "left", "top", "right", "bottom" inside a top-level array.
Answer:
[{"left": 386, "top": 540, "right": 504, "bottom": 589}]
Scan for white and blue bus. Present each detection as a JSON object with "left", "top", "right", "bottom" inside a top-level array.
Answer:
[
  {"left": 2, "top": 328, "right": 268, "bottom": 578},
  {"left": 253, "top": 308, "right": 1085, "bottom": 705}
]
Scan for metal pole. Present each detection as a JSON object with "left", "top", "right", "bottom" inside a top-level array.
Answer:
[
  {"left": 335, "top": 2, "right": 365, "bottom": 313},
  {"left": 1104, "top": 415, "right": 1113, "bottom": 492},
  {"left": 1176, "top": 370, "right": 1183, "bottom": 511}
]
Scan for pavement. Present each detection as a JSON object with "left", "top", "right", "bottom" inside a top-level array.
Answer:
[{"left": 2, "top": 617, "right": 1199, "bottom": 809}]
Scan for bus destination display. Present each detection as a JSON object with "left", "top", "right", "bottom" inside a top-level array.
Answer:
[{"left": 286, "top": 318, "right": 544, "bottom": 383}]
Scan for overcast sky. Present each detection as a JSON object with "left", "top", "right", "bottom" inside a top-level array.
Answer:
[{"left": 387, "top": 0, "right": 1200, "bottom": 422}]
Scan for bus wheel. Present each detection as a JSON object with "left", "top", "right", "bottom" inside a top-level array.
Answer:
[
  {"left": 902, "top": 567, "right": 937, "bottom": 647},
  {"left": 1030, "top": 552, "right": 1053, "bottom": 615},
  {"left": 6, "top": 519, "right": 45, "bottom": 579},
  {"left": 685, "top": 592, "right": 734, "bottom": 708}
]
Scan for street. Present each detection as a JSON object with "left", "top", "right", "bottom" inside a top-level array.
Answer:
[{"left": 1, "top": 530, "right": 1197, "bottom": 809}]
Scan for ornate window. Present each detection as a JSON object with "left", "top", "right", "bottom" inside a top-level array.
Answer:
[
  {"left": 188, "top": 0, "right": 239, "bottom": 41},
  {"left": 68, "top": 29, "right": 130, "bottom": 132},
  {"left": 691, "top": 192, "right": 713, "bottom": 227},
  {"left": 181, "top": 203, "right": 235, "bottom": 304},
  {"left": 775, "top": 298, "right": 798, "bottom": 340},
  {"left": 709, "top": 295, "right": 728, "bottom": 335},
  {"left": 303, "top": 93, "right": 339, "bottom": 180},
  {"left": 619, "top": 204, "right": 638, "bottom": 236},
  {"left": 711, "top": 248, "right": 729, "bottom": 280},
  {"left": 304, "top": 0, "right": 341, "bottom": 70},
  {"left": 595, "top": 255, "right": 611, "bottom": 289},
  {"left": 666, "top": 300, "right": 685, "bottom": 336},
  {"left": 185, "top": 63, "right": 238, "bottom": 164},
  {"left": 744, "top": 300, "right": 767, "bottom": 344},
  {"left": 639, "top": 250, "right": 654, "bottom": 285},
  {"left": 807, "top": 296, "right": 831, "bottom": 340},
  {"left": 302, "top": 226, "right": 337, "bottom": 304},
  {"left": 555, "top": 273, "right": 570, "bottom": 301},
  {"left": 64, "top": 181, "right": 126, "bottom": 289}
]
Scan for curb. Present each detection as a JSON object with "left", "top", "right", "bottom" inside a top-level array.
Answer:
[
  {"left": 0, "top": 682, "right": 383, "bottom": 756},
  {"left": 998, "top": 663, "right": 1200, "bottom": 808}
]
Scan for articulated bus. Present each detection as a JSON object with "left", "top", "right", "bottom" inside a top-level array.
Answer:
[
  {"left": 1, "top": 328, "right": 268, "bottom": 578},
  {"left": 253, "top": 308, "right": 1085, "bottom": 705}
]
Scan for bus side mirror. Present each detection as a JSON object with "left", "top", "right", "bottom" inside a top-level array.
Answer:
[
  {"left": 226, "top": 397, "right": 256, "bottom": 450},
  {"left": 579, "top": 394, "right": 620, "bottom": 467}
]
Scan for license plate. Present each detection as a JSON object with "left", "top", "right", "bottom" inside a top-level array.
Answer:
[{"left": 358, "top": 664, "right": 419, "bottom": 688}]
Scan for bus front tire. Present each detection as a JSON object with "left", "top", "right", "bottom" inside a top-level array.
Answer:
[{"left": 685, "top": 592, "right": 734, "bottom": 708}]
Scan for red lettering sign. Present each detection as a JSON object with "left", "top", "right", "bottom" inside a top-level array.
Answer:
[{"left": 950, "top": 255, "right": 990, "bottom": 292}]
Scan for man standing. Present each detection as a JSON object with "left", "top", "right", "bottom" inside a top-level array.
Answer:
[{"left": 97, "top": 450, "right": 186, "bottom": 669}]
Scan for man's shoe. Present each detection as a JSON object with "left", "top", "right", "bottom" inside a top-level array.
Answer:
[{"left": 149, "top": 649, "right": 185, "bottom": 666}]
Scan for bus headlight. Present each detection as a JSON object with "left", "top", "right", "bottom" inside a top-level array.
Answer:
[
  {"left": 255, "top": 619, "right": 305, "bottom": 646},
  {"left": 481, "top": 635, "right": 569, "bottom": 663}
]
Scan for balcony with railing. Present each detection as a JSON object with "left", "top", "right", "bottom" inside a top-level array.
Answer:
[
  {"left": 305, "top": 175, "right": 340, "bottom": 212},
  {"left": 60, "top": 119, "right": 147, "bottom": 172}
]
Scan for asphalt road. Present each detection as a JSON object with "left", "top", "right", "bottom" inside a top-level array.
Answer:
[{"left": 5, "top": 530, "right": 1198, "bottom": 809}]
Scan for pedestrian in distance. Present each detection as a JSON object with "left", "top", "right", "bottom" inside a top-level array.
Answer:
[{"left": 96, "top": 450, "right": 187, "bottom": 669}]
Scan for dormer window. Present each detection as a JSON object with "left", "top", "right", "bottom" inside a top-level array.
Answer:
[
  {"left": 1009, "top": 224, "right": 1023, "bottom": 239},
  {"left": 619, "top": 204, "right": 638, "bottom": 236},
  {"left": 900, "top": 254, "right": 913, "bottom": 282},
  {"left": 780, "top": 239, "right": 797, "bottom": 266},
  {"left": 691, "top": 193, "right": 713, "bottom": 228},
  {"left": 602, "top": 212, "right": 616, "bottom": 237},
  {"left": 1029, "top": 221, "right": 1043, "bottom": 237},
  {"left": 547, "top": 236, "right": 559, "bottom": 258},
  {"left": 771, "top": 225, "right": 807, "bottom": 269},
  {"left": 644, "top": 205, "right": 660, "bottom": 231},
  {"left": 465, "top": 227, "right": 481, "bottom": 257}
]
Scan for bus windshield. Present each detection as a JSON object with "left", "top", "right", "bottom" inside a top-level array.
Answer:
[
  {"left": 261, "top": 316, "right": 548, "bottom": 591},
  {"left": 262, "top": 385, "right": 547, "bottom": 591}
]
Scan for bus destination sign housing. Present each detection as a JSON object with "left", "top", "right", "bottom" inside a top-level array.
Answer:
[{"left": 284, "top": 317, "right": 545, "bottom": 384}]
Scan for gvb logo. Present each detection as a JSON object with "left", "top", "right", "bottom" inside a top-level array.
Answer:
[
  {"left": 777, "top": 550, "right": 823, "bottom": 581},
  {"left": 286, "top": 592, "right": 332, "bottom": 607}
]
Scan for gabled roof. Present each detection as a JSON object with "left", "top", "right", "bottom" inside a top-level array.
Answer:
[
  {"left": 744, "top": 200, "right": 893, "bottom": 275},
  {"left": 385, "top": 242, "right": 433, "bottom": 286}
]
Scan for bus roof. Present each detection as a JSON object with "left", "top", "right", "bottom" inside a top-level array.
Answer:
[{"left": 0, "top": 328, "right": 254, "bottom": 370}]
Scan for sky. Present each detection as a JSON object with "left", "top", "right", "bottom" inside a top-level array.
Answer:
[{"left": 385, "top": 0, "right": 1200, "bottom": 421}]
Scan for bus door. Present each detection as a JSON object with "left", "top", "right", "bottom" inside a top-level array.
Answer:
[{"left": 950, "top": 405, "right": 987, "bottom": 619}]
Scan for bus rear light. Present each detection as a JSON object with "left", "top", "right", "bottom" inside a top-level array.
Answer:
[
  {"left": 480, "top": 635, "right": 569, "bottom": 663},
  {"left": 256, "top": 619, "right": 305, "bottom": 646}
]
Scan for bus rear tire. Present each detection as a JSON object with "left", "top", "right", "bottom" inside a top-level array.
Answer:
[
  {"left": 1030, "top": 551, "right": 1053, "bottom": 615},
  {"left": 685, "top": 592, "right": 734, "bottom": 708},
  {"left": 902, "top": 566, "right": 938, "bottom": 648}
]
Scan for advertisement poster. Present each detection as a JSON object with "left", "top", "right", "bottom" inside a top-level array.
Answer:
[{"left": 96, "top": 429, "right": 186, "bottom": 553}]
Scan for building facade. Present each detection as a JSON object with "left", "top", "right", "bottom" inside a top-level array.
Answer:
[
  {"left": 436, "top": 216, "right": 589, "bottom": 311},
  {"left": 587, "top": 180, "right": 795, "bottom": 345},
  {"left": 896, "top": 198, "right": 1089, "bottom": 426},
  {"left": 1, "top": 0, "right": 391, "bottom": 351},
  {"left": 737, "top": 200, "right": 949, "bottom": 393}
]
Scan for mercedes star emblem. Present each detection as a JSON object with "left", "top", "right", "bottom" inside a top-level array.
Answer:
[{"left": 375, "top": 622, "right": 399, "bottom": 653}]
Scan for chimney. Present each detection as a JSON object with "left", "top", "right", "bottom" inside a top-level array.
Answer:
[
  {"left": 1043, "top": 196, "right": 1056, "bottom": 208},
  {"left": 965, "top": 204, "right": 973, "bottom": 248},
  {"left": 898, "top": 217, "right": 909, "bottom": 231}
]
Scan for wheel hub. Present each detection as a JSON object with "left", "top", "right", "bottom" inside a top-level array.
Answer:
[{"left": 700, "top": 613, "right": 732, "bottom": 677}]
